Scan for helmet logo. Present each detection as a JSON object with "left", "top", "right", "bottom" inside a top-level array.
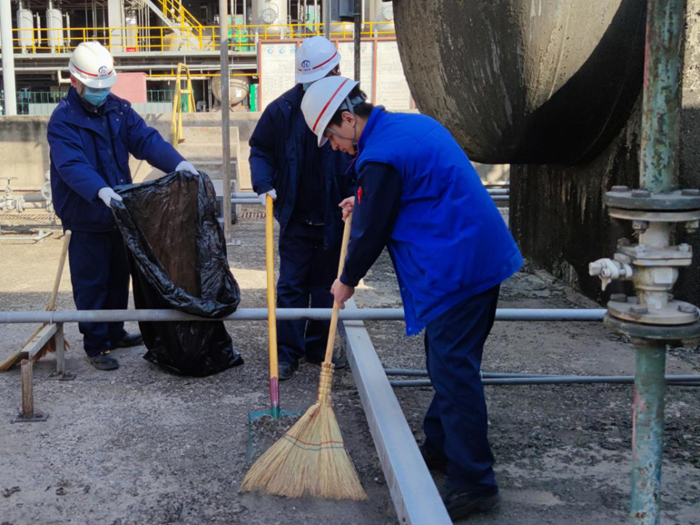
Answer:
[
  {"left": 301, "top": 59, "right": 311, "bottom": 71},
  {"left": 98, "top": 66, "right": 108, "bottom": 77}
]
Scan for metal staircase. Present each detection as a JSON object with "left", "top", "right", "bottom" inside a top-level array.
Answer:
[{"left": 142, "top": 0, "right": 205, "bottom": 40}]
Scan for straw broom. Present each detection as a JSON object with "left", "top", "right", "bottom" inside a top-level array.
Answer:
[
  {"left": 0, "top": 231, "right": 72, "bottom": 372},
  {"left": 241, "top": 213, "right": 366, "bottom": 500}
]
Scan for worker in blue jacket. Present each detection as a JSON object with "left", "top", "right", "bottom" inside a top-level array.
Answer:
[
  {"left": 48, "top": 42, "right": 198, "bottom": 371},
  {"left": 302, "top": 77, "right": 523, "bottom": 520},
  {"left": 250, "top": 37, "right": 353, "bottom": 380}
]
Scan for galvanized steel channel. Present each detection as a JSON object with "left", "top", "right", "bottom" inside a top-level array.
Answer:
[{"left": 339, "top": 299, "right": 452, "bottom": 525}]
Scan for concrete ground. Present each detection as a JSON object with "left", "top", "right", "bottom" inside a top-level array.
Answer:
[{"left": 0, "top": 209, "right": 699, "bottom": 525}]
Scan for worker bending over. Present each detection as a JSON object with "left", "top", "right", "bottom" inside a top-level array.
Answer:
[{"left": 301, "top": 77, "right": 523, "bottom": 520}]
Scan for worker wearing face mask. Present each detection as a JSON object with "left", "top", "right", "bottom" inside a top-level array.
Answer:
[{"left": 47, "top": 42, "right": 198, "bottom": 371}]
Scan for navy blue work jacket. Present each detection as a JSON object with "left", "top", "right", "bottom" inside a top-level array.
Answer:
[
  {"left": 249, "top": 84, "right": 353, "bottom": 248},
  {"left": 48, "top": 88, "right": 184, "bottom": 232}
]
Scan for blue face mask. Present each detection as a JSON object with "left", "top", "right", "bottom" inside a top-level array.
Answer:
[{"left": 82, "top": 87, "right": 110, "bottom": 107}]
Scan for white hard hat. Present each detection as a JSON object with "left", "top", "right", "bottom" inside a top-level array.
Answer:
[
  {"left": 69, "top": 42, "right": 117, "bottom": 89},
  {"left": 302, "top": 76, "right": 359, "bottom": 146},
  {"left": 295, "top": 36, "right": 341, "bottom": 84}
]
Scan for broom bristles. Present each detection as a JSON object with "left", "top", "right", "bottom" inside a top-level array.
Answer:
[{"left": 242, "top": 365, "right": 367, "bottom": 500}]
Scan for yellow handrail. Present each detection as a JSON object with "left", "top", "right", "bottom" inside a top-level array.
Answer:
[
  {"left": 9, "top": 22, "right": 395, "bottom": 53},
  {"left": 160, "top": 0, "right": 204, "bottom": 39},
  {"left": 170, "top": 63, "right": 196, "bottom": 146}
]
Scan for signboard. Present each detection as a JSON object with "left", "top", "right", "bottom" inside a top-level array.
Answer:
[
  {"left": 259, "top": 42, "right": 297, "bottom": 111},
  {"left": 337, "top": 41, "right": 375, "bottom": 102},
  {"left": 374, "top": 40, "right": 412, "bottom": 110}
]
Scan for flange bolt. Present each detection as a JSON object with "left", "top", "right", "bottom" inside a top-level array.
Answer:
[{"left": 678, "top": 304, "right": 697, "bottom": 314}]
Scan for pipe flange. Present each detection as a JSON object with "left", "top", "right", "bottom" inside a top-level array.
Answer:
[
  {"left": 606, "top": 188, "right": 700, "bottom": 211},
  {"left": 608, "top": 207, "right": 700, "bottom": 222},
  {"left": 618, "top": 245, "right": 692, "bottom": 265},
  {"left": 604, "top": 314, "right": 700, "bottom": 342},
  {"left": 607, "top": 298, "right": 699, "bottom": 325}
]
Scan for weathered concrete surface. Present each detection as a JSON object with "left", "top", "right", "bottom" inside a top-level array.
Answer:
[
  {"left": 510, "top": 3, "right": 700, "bottom": 306},
  {"left": 0, "top": 216, "right": 699, "bottom": 524},
  {"left": 394, "top": 0, "right": 646, "bottom": 164}
]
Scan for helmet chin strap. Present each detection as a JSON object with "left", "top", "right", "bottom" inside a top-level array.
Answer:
[
  {"left": 327, "top": 124, "right": 357, "bottom": 146},
  {"left": 325, "top": 92, "right": 366, "bottom": 150}
]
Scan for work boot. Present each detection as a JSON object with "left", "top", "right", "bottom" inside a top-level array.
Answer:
[
  {"left": 442, "top": 486, "right": 500, "bottom": 521},
  {"left": 88, "top": 350, "right": 119, "bottom": 371},
  {"left": 113, "top": 332, "right": 143, "bottom": 349},
  {"left": 419, "top": 444, "right": 448, "bottom": 473},
  {"left": 307, "top": 353, "right": 348, "bottom": 370},
  {"left": 278, "top": 360, "right": 299, "bottom": 381}
]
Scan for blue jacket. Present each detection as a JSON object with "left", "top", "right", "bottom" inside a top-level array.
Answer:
[
  {"left": 48, "top": 88, "right": 184, "bottom": 232},
  {"left": 356, "top": 108, "right": 523, "bottom": 335},
  {"left": 249, "top": 84, "right": 352, "bottom": 248}
]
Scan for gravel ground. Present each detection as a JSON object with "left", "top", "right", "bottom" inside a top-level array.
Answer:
[{"left": 0, "top": 210, "right": 699, "bottom": 525}]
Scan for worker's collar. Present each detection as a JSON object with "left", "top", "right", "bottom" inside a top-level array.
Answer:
[{"left": 357, "top": 106, "right": 386, "bottom": 155}]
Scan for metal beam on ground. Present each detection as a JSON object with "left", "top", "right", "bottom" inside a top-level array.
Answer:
[
  {"left": 0, "top": 308, "right": 607, "bottom": 324},
  {"left": 340, "top": 299, "right": 452, "bottom": 525}
]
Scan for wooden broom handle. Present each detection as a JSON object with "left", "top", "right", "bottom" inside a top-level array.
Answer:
[
  {"left": 323, "top": 213, "right": 353, "bottom": 365},
  {"left": 47, "top": 231, "right": 72, "bottom": 311}
]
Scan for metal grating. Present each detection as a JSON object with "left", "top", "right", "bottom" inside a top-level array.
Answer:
[{"left": 238, "top": 210, "right": 266, "bottom": 220}]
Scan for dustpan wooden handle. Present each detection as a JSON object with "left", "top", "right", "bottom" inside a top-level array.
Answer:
[
  {"left": 323, "top": 213, "right": 353, "bottom": 365},
  {"left": 265, "top": 196, "right": 280, "bottom": 413}
]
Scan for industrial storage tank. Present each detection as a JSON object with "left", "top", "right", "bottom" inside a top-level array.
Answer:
[
  {"left": 17, "top": 6, "right": 34, "bottom": 52},
  {"left": 251, "top": 0, "right": 288, "bottom": 36},
  {"left": 212, "top": 76, "right": 251, "bottom": 107},
  {"left": 46, "top": 6, "right": 64, "bottom": 50},
  {"left": 393, "top": 0, "right": 646, "bottom": 165},
  {"left": 369, "top": 0, "right": 394, "bottom": 35}
]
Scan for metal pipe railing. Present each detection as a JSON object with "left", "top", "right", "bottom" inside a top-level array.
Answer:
[
  {"left": 231, "top": 189, "right": 509, "bottom": 199},
  {"left": 389, "top": 376, "right": 700, "bottom": 387},
  {"left": 0, "top": 308, "right": 606, "bottom": 324}
]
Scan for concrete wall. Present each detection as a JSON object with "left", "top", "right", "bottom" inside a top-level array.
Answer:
[
  {"left": 0, "top": 112, "right": 259, "bottom": 191},
  {"left": 510, "top": 4, "right": 700, "bottom": 305},
  {"left": 0, "top": 117, "right": 52, "bottom": 189}
]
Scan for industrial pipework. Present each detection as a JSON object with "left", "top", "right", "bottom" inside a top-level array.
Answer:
[{"left": 587, "top": 1, "right": 700, "bottom": 523}]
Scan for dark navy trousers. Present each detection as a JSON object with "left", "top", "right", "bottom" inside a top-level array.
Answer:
[
  {"left": 423, "top": 285, "right": 500, "bottom": 493},
  {"left": 68, "top": 230, "right": 129, "bottom": 356},
  {"left": 277, "top": 221, "right": 341, "bottom": 364}
]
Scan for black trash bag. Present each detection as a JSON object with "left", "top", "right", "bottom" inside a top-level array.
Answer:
[{"left": 111, "top": 170, "right": 243, "bottom": 377}]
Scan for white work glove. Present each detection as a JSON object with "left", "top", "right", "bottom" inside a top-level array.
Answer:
[
  {"left": 258, "top": 189, "right": 277, "bottom": 205},
  {"left": 176, "top": 160, "right": 198, "bottom": 175},
  {"left": 97, "top": 187, "right": 123, "bottom": 208}
]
